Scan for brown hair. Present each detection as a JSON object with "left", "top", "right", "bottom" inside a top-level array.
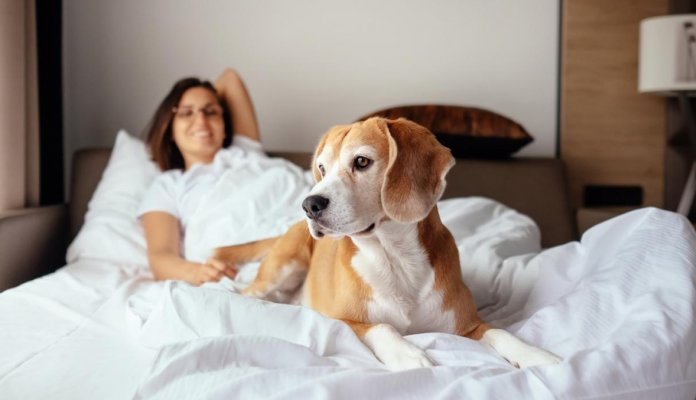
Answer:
[{"left": 144, "top": 77, "right": 234, "bottom": 170}]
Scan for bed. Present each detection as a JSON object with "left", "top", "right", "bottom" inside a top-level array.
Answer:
[{"left": 1, "top": 108, "right": 696, "bottom": 399}]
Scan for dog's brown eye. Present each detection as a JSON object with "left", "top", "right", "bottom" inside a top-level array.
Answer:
[
  {"left": 318, "top": 164, "right": 325, "bottom": 176},
  {"left": 353, "top": 156, "right": 372, "bottom": 171}
]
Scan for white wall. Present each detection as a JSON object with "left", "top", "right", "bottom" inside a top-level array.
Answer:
[{"left": 63, "top": 0, "right": 559, "bottom": 170}]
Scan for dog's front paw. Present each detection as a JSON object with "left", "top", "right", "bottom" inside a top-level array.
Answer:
[
  {"left": 482, "top": 329, "right": 562, "bottom": 369},
  {"left": 379, "top": 342, "right": 434, "bottom": 371},
  {"left": 513, "top": 347, "right": 562, "bottom": 368},
  {"left": 363, "top": 324, "right": 435, "bottom": 371},
  {"left": 241, "top": 283, "right": 268, "bottom": 300}
]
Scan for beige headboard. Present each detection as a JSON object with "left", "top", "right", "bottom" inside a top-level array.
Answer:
[{"left": 70, "top": 149, "right": 576, "bottom": 248}]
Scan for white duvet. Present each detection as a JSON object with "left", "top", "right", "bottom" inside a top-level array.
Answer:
[{"left": 1, "top": 133, "right": 696, "bottom": 399}]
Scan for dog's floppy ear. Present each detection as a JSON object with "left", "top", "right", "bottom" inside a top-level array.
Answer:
[
  {"left": 380, "top": 118, "right": 455, "bottom": 224},
  {"left": 311, "top": 124, "right": 351, "bottom": 182}
]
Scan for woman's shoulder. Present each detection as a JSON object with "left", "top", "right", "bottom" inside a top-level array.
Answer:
[
  {"left": 232, "top": 135, "right": 263, "bottom": 153},
  {"left": 212, "top": 135, "right": 266, "bottom": 167},
  {"left": 150, "top": 168, "right": 184, "bottom": 188}
]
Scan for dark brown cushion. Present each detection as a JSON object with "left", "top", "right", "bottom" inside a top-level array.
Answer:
[{"left": 356, "top": 104, "right": 534, "bottom": 159}]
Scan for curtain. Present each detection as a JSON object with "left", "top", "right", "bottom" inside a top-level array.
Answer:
[{"left": 0, "top": 0, "right": 39, "bottom": 211}]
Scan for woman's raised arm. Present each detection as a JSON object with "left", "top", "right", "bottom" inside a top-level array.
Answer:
[{"left": 214, "top": 68, "right": 261, "bottom": 142}]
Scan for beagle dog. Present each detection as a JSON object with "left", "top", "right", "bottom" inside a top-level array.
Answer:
[{"left": 215, "top": 117, "right": 561, "bottom": 370}]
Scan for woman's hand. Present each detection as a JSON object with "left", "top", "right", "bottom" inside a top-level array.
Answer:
[
  {"left": 215, "top": 68, "right": 241, "bottom": 88},
  {"left": 143, "top": 212, "right": 239, "bottom": 286},
  {"left": 188, "top": 257, "right": 238, "bottom": 286}
]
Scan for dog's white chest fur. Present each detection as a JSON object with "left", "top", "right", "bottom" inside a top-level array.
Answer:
[{"left": 351, "top": 223, "right": 455, "bottom": 335}]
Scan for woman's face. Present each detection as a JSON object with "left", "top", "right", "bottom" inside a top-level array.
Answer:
[{"left": 172, "top": 87, "right": 226, "bottom": 169}]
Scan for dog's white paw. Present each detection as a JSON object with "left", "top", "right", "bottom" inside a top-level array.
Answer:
[
  {"left": 511, "top": 346, "right": 562, "bottom": 368},
  {"left": 241, "top": 287, "right": 268, "bottom": 300},
  {"left": 363, "top": 323, "right": 435, "bottom": 371},
  {"left": 482, "top": 328, "right": 562, "bottom": 369},
  {"left": 379, "top": 343, "right": 434, "bottom": 371}
]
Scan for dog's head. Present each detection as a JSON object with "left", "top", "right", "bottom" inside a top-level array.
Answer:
[{"left": 302, "top": 117, "right": 454, "bottom": 239}]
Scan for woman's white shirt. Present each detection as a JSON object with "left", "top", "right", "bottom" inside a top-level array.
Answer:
[{"left": 137, "top": 135, "right": 311, "bottom": 262}]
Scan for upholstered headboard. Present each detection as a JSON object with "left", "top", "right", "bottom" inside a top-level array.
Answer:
[{"left": 70, "top": 149, "right": 576, "bottom": 248}]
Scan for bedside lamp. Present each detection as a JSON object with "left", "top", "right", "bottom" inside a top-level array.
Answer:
[{"left": 639, "top": 14, "right": 696, "bottom": 217}]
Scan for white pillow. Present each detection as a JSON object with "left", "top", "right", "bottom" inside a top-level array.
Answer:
[{"left": 66, "top": 130, "right": 160, "bottom": 265}]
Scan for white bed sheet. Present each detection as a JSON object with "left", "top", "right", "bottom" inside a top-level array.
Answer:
[{"left": 1, "top": 200, "right": 695, "bottom": 399}]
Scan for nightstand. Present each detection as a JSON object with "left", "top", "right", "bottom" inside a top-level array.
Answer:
[{"left": 576, "top": 207, "right": 636, "bottom": 236}]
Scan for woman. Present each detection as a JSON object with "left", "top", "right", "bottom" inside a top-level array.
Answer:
[{"left": 138, "top": 68, "right": 260, "bottom": 286}]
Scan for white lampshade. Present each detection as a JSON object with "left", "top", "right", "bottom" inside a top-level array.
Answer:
[{"left": 639, "top": 14, "right": 696, "bottom": 95}]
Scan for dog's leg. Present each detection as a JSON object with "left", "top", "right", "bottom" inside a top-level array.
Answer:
[
  {"left": 214, "top": 237, "right": 279, "bottom": 265},
  {"left": 246, "top": 258, "right": 309, "bottom": 303},
  {"left": 449, "top": 283, "right": 561, "bottom": 368},
  {"left": 469, "top": 324, "right": 561, "bottom": 368},
  {"left": 239, "top": 221, "right": 314, "bottom": 303},
  {"left": 343, "top": 320, "right": 434, "bottom": 371}
]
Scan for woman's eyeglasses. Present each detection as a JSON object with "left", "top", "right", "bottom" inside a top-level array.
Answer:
[{"left": 172, "top": 105, "right": 223, "bottom": 121}]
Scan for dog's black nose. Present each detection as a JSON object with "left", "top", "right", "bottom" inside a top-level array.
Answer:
[{"left": 302, "top": 195, "right": 329, "bottom": 219}]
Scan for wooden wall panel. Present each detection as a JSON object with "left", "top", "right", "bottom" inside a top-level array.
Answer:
[{"left": 561, "top": 0, "right": 669, "bottom": 210}]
